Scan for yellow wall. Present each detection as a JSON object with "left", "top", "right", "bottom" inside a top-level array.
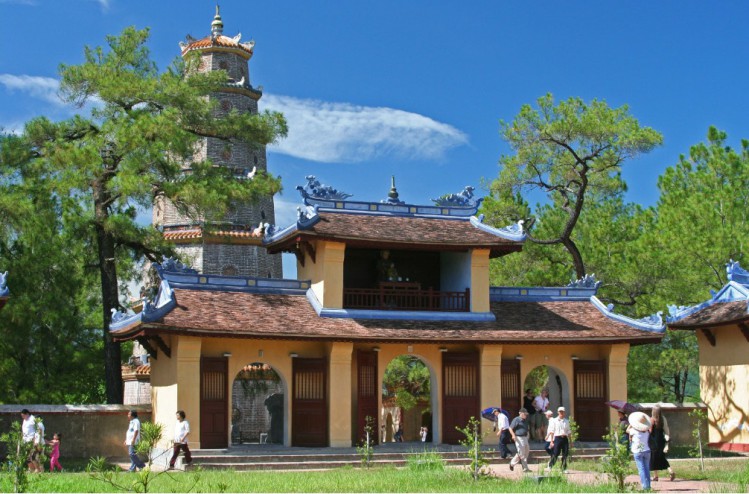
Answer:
[
  {"left": 297, "top": 240, "right": 345, "bottom": 309},
  {"left": 480, "top": 345, "right": 503, "bottom": 436},
  {"left": 696, "top": 328, "right": 749, "bottom": 446},
  {"left": 606, "top": 344, "right": 629, "bottom": 427},
  {"left": 470, "top": 249, "right": 490, "bottom": 312}
]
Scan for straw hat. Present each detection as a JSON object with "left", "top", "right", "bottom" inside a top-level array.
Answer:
[{"left": 628, "top": 411, "right": 651, "bottom": 432}]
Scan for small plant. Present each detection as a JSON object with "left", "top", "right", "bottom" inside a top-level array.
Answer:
[
  {"left": 600, "top": 424, "right": 631, "bottom": 492},
  {"left": 406, "top": 449, "right": 445, "bottom": 472},
  {"left": 0, "top": 422, "right": 39, "bottom": 493},
  {"left": 356, "top": 415, "right": 375, "bottom": 468},
  {"left": 689, "top": 409, "right": 708, "bottom": 472},
  {"left": 567, "top": 416, "right": 580, "bottom": 461},
  {"left": 456, "top": 416, "right": 490, "bottom": 481}
]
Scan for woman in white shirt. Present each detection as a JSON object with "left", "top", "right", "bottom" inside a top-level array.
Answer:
[
  {"left": 627, "top": 411, "right": 652, "bottom": 491},
  {"left": 169, "top": 410, "right": 192, "bottom": 469}
]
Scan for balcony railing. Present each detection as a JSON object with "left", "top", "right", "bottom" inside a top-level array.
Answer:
[{"left": 343, "top": 283, "right": 470, "bottom": 312}]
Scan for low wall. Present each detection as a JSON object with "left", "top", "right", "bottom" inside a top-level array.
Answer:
[
  {"left": 0, "top": 405, "right": 151, "bottom": 459},
  {"left": 636, "top": 402, "right": 707, "bottom": 447}
]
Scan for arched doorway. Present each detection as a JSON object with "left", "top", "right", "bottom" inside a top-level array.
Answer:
[
  {"left": 381, "top": 355, "right": 433, "bottom": 443},
  {"left": 231, "top": 362, "right": 285, "bottom": 445},
  {"left": 523, "top": 365, "right": 570, "bottom": 439}
]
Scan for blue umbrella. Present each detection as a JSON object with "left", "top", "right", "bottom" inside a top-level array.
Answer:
[{"left": 481, "top": 406, "right": 510, "bottom": 421}]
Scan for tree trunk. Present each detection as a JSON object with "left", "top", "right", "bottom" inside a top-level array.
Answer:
[
  {"left": 94, "top": 181, "right": 123, "bottom": 404},
  {"left": 561, "top": 237, "right": 586, "bottom": 279}
]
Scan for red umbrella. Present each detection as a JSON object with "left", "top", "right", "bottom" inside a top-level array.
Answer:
[{"left": 605, "top": 400, "right": 640, "bottom": 415}]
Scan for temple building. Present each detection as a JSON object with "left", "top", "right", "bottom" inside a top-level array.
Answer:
[
  {"left": 153, "top": 7, "right": 282, "bottom": 278},
  {"left": 667, "top": 260, "right": 749, "bottom": 452},
  {"left": 110, "top": 178, "right": 665, "bottom": 449}
]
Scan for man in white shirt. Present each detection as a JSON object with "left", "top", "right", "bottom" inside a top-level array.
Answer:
[
  {"left": 125, "top": 410, "right": 146, "bottom": 472},
  {"left": 20, "top": 409, "right": 41, "bottom": 472},
  {"left": 548, "top": 406, "right": 572, "bottom": 472},
  {"left": 494, "top": 408, "right": 511, "bottom": 459},
  {"left": 532, "top": 389, "right": 550, "bottom": 440},
  {"left": 543, "top": 410, "right": 555, "bottom": 457},
  {"left": 169, "top": 410, "right": 192, "bottom": 469}
]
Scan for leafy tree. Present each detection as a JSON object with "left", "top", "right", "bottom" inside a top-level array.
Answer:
[
  {"left": 4, "top": 27, "right": 286, "bottom": 403},
  {"left": 382, "top": 355, "right": 430, "bottom": 411},
  {"left": 487, "top": 93, "right": 662, "bottom": 278}
]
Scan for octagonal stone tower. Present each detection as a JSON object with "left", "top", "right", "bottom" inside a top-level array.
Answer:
[{"left": 153, "top": 7, "right": 282, "bottom": 278}]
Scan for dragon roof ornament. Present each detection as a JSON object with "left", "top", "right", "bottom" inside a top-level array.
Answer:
[
  {"left": 0, "top": 271, "right": 8, "bottom": 298},
  {"left": 109, "top": 279, "right": 177, "bottom": 332},
  {"left": 726, "top": 259, "right": 749, "bottom": 286},
  {"left": 470, "top": 215, "right": 526, "bottom": 242},
  {"left": 296, "top": 175, "right": 353, "bottom": 202},
  {"left": 568, "top": 274, "right": 602, "bottom": 289},
  {"left": 432, "top": 186, "right": 482, "bottom": 208}
]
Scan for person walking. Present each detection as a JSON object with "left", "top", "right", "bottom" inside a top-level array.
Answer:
[
  {"left": 169, "top": 410, "right": 192, "bottom": 469},
  {"left": 543, "top": 410, "right": 555, "bottom": 456},
  {"left": 532, "top": 389, "right": 550, "bottom": 441},
  {"left": 125, "top": 410, "right": 146, "bottom": 472},
  {"left": 548, "top": 406, "right": 571, "bottom": 473},
  {"left": 20, "top": 409, "right": 41, "bottom": 473},
  {"left": 522, "top": 389, "right": 536, "bottom": 437},
  {"left": 649, "top": 405, "right": 675, "bottom": 482},
  {"left": 48, "top": 433, "right": 63, "bottom": 472},
  {"left": 494, "top": 408, "right": 511, "bottom": 459},
  {"left": 628, "top": 411, "right": 652, "bottom": 491},
  {"left": 508, "top": 408, "right": 531, "bottom": 473}
]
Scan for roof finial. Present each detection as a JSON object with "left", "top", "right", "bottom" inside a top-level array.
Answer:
[
  {"left": 211, "top": 4, "right": 224, "bottom": 36},
  {"left": 383, "top": 175, "right": 404, "bottom": 204}
]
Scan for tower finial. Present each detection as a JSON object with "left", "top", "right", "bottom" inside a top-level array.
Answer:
[
  {"left": 384, "top": 175, "right": 404, "bottom": 204},
  {"left": 211, "top": 4, "right": 224, "bottom": 36}
]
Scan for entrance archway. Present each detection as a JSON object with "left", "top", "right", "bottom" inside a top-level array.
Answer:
[
  {"left": 523, "top": 365, "right": 570, "bottom": 439},
  {"left": 231, "top": 363, "right": 285, "bottom": 445},
  {"left": 382, "top": 355, "right": 434, "bottom": 443}
]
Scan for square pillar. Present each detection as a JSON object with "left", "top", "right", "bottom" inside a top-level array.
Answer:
[
  {"left": 470, "top": 249, "right": 490, "bottom": 313},
  {"left": 328, "top": 341, "right": 353, "bottom": 446},
  {"left": 607, "top": 343, "right": 629, "bottom": 426},
  {"left": 480, "top": 344, "right": 503, "bottom": 436}
]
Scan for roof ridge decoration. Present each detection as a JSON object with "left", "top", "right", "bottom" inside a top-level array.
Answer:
[
  {"left": 470, "top": 214, "right": 526, "bottom": 242},
  {"left": 432, "top": 186, "right": 478, "bottom": 208},
  {"left": 567, "top": 274, "right": 602, "bottom": 289},
  {"left": 490, "top": 282, "right": 599, "bottom": 302},
  {"left": 296, "top": 175, "right": 353, "bottom": 201},
  {"left": 726, "top": 259, "right": 749, "bottom": 286},
  {"left": 179, "top": 8, "right": 256, "bottom": 56},
  {"left": 0, "top": 271, "right": 8, "bottom": 298},
  {"left": 666, "top": 279, "right": 749, "bottom": 324},
  {"left": 382, "top": 176, "right": 404, "bottom": 205},
  {"left": 109, "top": 279, "right": 177, "bottom": 332},
  {"left": 263, "top": 205, "right": 320, "bottom": 243},
  {"left": 590, "top": 296, "right": 666, "bottom": 333}
]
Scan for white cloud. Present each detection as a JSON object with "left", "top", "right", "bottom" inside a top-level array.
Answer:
[
  {"left": 0, "top": 74, "right": 63, "bottom": 106},
  {"left": 263, "top": 94, "right": 468, "bottom": 163},
  {"left": 90, "top": 0, "right": 110, "bottom": 10},
  {"left": 0, "top": 0, "right": 38, "bottom": 4}
]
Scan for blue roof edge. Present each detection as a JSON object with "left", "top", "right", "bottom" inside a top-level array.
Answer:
[{"left": 590, "top": 296, "right": 665, "bottom": 333}]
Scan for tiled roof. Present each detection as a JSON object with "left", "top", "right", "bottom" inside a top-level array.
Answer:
[
  {"left": 668, "top": 300, "right": 749, "bottom": 329},
  {"left": 266, "top": 212, "right": 522, "bottom": 255},
  {"left": 121, "top": 364, "right": 151, "bottom": 377},
  {"left": 181, "top": 35, "right": 253, "bottom": 56},
  {"left": 120, "top": 289, "right": 661, "bottom": 345}
]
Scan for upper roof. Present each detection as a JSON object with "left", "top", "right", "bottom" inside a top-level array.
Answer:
[
  {"left": 162, "top": 224, "right": 264, "bottom": 245},
  {"left": 668, "top": 260, "right": 749, "bottom": 329},
  {"left": 263, "top": 176, "right": 526, "bottom": 256},
  {"left": 179, "top": 7, "right": 255, "bottom": 59}
]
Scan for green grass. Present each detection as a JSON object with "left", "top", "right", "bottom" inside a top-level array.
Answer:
[{"left": 2, "top": 457, "right": 747, "bottom": 493}]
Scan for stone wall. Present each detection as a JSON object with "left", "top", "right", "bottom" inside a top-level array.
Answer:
[
  {"left": 636, "top": 403, "right": 708, "bottom": 447},
  {"left": 0, "top": 405, "right": 151, "bottom": 460},
  {"left": 231, "top": 379, "right": 284, "bottom": 444}
]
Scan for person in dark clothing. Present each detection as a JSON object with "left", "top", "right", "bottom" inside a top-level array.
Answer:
[
  {"left": 649, "top": 405, "right": 675, "bottom": 481},
  {"left": 522, "top": 389, "right": 536, "bottom": 438}
]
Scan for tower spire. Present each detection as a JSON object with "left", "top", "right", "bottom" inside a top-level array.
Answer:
[{"left": 211, "top": 4, "right": 224, "bottom": 36}]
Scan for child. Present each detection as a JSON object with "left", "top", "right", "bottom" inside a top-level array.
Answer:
[{"left": 48, "top": 433, "right": 63, "bottom": 472}]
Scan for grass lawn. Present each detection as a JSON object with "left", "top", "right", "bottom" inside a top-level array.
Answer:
[{"left": 2, "top": 453, "right": 747, "bottom": 493}]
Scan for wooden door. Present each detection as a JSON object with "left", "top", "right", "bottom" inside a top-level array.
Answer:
[
  {"left": 292, "top": 358, "right": 328, "bottom": 447},
  {"left": 200, "top": 357, "right": 228, "bottom": 449},
  {"left": 574, "top": 359, "right": 608, "bottom": 441},
  {"left": 442, "top": 352, "right": 479, "bottom": 444},
  {"left": 501, "top": 359, "right": 521, "bottom": 417},
  {"left": 356, "top": 350, "right": 379, "bottom": 444}
]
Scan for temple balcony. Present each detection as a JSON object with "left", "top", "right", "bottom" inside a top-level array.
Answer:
[{"left": 343, "top": 283, "right": 470, "bottom": 312}]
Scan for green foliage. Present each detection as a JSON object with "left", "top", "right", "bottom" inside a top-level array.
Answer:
[
  {"left": 0, "top": 422, "right": 37, "bottom": 493},
  {"left": 487, "top": 93, "right": 662, "bottom": 278},
  {"left": 2, "top": 26, "right": 287, "bottom": 403},
  {"left": 568, "top": 417, "right": 579, "bottom": 460},
  {"left": 406, "top": 449, "right": 446, "bottom": 472},
  {"left": 600, "top": 424, "right": 632, "bottom": 492},
  {"left": 382, "top": 355, "right": 430, "bottom": 411},
  {"left": 356, "top": 415, "right": 375, "bottom": 468},
  {"left": 456, "top": 416, "right": 490, "bottom": 481}
]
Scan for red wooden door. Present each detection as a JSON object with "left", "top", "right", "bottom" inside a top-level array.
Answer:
[
  {"left": 574, "top": 359, "right": 608, "bottom": 441},
  {"left": 501, "top": 359, "right": 521, "bottom": 417},
  {"left": 200, "top": 357, "right": 228, "bottom": 449},
  {"left": 356, "top": 350, "right": 379, "bottom": 445},
  {"left": 442, "top": 352, "right": 479, "bottom": 444},
  {"left": 292, "top": 358, "right": 328, "bottom": 447}
]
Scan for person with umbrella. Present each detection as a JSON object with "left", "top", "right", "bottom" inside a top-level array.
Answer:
[
  {"left": 627, "top": 411, "right": 652, "bottom": 491},
  {"left": 493, "top": 408, "right": 511, "bottom": 459}
]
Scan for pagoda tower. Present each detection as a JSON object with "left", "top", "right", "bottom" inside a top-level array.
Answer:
[{"left": 153, "top": 7, "right": 282, "bottom": 278}]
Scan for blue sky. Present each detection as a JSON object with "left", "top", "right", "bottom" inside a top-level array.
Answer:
[{"left": 2, "top": 1, "right": 749, "bottom": 278}]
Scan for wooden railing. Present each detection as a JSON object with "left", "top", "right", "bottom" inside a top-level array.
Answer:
[{"left": 343, "top": 283, "right": 470, "bottom": 312}]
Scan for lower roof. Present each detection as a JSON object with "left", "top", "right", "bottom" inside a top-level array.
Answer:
[{"left": 116, "top": 288, "right": 662, "bottom": 345}]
